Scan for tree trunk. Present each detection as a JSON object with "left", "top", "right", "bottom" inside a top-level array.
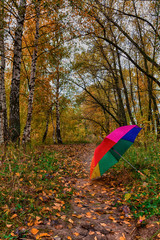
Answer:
[
  {"left": 110, "top": 46, "right": 127, "bottom": 126},
  {"left": 51, "top": 111, "right": 56, "bottom": 144},
  {"left": 9, "top": 0, "right": 26, "bottom": 143},
  {"left": 135, "top": 56, "right": 143, "bottom": 117},
  {"left": 42, "top": 111, "right": 50, "bottom": 143},
  {"left": 55, "top": 64, "right": 62, "bottom": 144},
  {"left": 116, "top": 49, "right": 136, "bottom": 125},
  {"left": 128, "top": 60, "right": 136, "bottom": 116},
  {"left": 0, "top": 0, "right": 8, "bottom": 144},
  {"left": 22, "top": 1, "right": 40, "bottom": 145}
]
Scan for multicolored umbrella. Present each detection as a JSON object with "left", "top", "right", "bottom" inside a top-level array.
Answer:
[{"left": 90, "top": 125, "right": 142, "bottom": 180}]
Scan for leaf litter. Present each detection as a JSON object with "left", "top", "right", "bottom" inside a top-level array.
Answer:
[{"left": 0, "top": 143, "right": 159, "bottom": 239}]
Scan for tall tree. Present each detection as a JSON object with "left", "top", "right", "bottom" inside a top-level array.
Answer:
[
  {"left": 0, "top": 0, "right": 8, "bottom": 144},
  {"left": 71, "top": 0, "right": 160, "bottom": 136},
  {"left": 9, "top": 0, "right": 26, "bottom": 142},
  {"left": 22, "top": 0, "right": 40, "bottom": 145},
  {"left": 55, "top": 62, "right": 62, "bottom": 144}
]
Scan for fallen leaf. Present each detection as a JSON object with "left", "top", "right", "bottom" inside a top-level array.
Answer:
[
  {"left": 68, "top": 218, "right": 73, "bottom": 224},
  {"left": 146, "top": 224, "right": 154, "bottom": 228},
  {"left": 100, "top": 223, "right": 107, "bottom": 227},
  {"left": 36, "top": 216, "right": 41, "bottom": 221},
  {"left": 123, "top": 220, "right": 131, "bottom": 225},
  {"left": 86, "top": 212, "right": 92, "bottom": 218},
  {"left": 119, "top": 233, "right": 126, "bottom": 240},
  {"left": 124, "top": 193, "right": 131, "bottom": 200},
  {"left": 67, "top": 223, "right": 73, "bottom": 229},
  {"left": 142, "top": 182, "right": 148, "bottom": 187},
  {"left": 67, "top": 237, "right": 72, "bottom": 240},
  {"left": 74, "top": 232, "right": 79, "bottom": 236},
  {"left": 72, "top": 214, "right": 82, "bottom": 218},
  {"left": 138, "top": 215, "right": 146, "bottom": 223},
  {"left": 6, "top": 224, "right": 12, "bottom": 228},
  {"left": 61, "top": 215, "right": 66, "bottom": 220},
  {"left": 36, "top": 233, "right": 50, "bottom": 239},
  {"left": 27, "top": 220, "right": 34, "bottom": 227},
  {"left": 11, "top": 232, "right": 16, "bottom": 237},
  {"left": 77, "top": 204, "right": 83, "bottom": 207},
  {"left": 11, "top": 214, "right": 17, "bottom": 219},
  {"left": 55, "top": 224, "right": 63, "bottom": 230},
  {"left": 31, "top": 228, "right": 39, "bottom": 235}
]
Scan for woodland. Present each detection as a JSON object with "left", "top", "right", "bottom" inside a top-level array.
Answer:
[
  {"left": 0, "top": 0, "right": 160, "bottom": 239},
  {"left": 0, "top": 0, "right": 160, "bottom": 144}
]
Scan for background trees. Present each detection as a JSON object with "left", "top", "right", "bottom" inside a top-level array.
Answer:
[
  {"left": 0, "top": 0, "right": 159, "bottom": 145},
  {"left": 71, "top": 0, "right": 160, "bottom": 139}
]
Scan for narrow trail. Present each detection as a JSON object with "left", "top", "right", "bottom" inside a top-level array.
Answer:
[
  {"left": 35, "top": 144, "right": 159, "bottom": 240},
  {"left": 69, "top": 144, "right": 137, "bottom": 240}
]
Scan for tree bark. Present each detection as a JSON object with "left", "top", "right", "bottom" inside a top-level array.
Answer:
[
  {"left": 9, "top": 0, "right": 26, "bottom": 143},
  {"left": 22, "top": 1, "right": 40, "bottom": 145},
  {"left": 116, "top": 48, "right": 136, "bottom": 125},
  {"left": 51, "top": 111, "right": 56, "bottom": 144},
  {"left": 55, "top": 63, "right": 62, "bottom": 144},
  {"left": 0, "top": 0, "right": 8, "bottom": 144},
  {"left": 42, "top": 111, "right": 50, "bottom": 143},
  {"left": 110, "top": 46, "right": 127, "bottom": 126}
]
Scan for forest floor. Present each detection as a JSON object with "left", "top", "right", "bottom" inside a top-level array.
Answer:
[
  {"left": 31, "top": 143, "right": 159, "bottom": 240},
  {"left": 1, "top": 143, "right": 159, "bottom": 240}
]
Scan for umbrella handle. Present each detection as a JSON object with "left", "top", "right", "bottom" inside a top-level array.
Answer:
[{"left": 138, "top": 170, "right": 145, "bottom": 177}]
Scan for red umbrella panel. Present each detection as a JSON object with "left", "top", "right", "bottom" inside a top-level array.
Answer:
[{"left": 90, "top": 125, "right": 142, "bottom": 180}]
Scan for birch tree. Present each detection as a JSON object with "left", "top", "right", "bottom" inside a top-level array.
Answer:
[
  {"left": 9, "top": 0, "right": 26, "bottom": 143},
  {"left": 0, "top": 0, "right": 8, "bottom": 144},
  {"left": 22, "top": 0, "right": 40, "bottom": 145}
]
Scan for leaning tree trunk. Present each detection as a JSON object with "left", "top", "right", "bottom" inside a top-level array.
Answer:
[
  {"left": 22, "top": 2, "right": 40, "bottom": 145},
  {"left": 55, "top": 64, "right": 62, "bottom": 144},
  {"left": 0, "top": 0, "right": 8, "bottom": 144},
  {"left": 9, "top": 0, "right": 26, "bottom": 143}
]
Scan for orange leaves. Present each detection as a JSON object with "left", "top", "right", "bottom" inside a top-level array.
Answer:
[
  {"left": 36, "top": 233, "right": 50, "bottom": 239},
  {"left": 109, "top": 215, "right": 117, "bottom": 223},
  {"left": 73, "top": 232, "right": 79, "bottom": 236},
  {"left": 119, "top": 233, "right": 126, "bottom": 240},
  {"left": 30, "top": 228, "right": 50, "bottom": 239},
  {"left": 72, "top": 213, "right": 82, "bottom": 219},
  {"left": 30, "top": 228, "right": 39, "bottom": 235},
  {"left": 86, "top": 212, "right": 92, "bottom": 218},
  {"left": 10, "top": 214, "right": 17, "bottom": 219}
]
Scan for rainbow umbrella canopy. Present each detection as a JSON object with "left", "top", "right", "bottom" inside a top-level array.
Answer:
[{"left": 90, "top": 125, "right": 142, "bottom": 180}]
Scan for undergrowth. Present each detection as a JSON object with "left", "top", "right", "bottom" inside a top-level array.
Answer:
[
  {"left": 113, "top": 141, "right": 160, "bottom": 219},
  {"left": 0, "top": 145, "right": 82, "bottom": 239}
]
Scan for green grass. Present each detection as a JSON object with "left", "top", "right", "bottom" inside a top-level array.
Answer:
[
  {"left": 0, "top": 146, "right": 80, "bottom": 239},
  {"left": 113, "top": 141, "right": 160, "bottom": 219}
]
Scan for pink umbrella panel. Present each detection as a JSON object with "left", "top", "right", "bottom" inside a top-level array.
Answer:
[{"left": 90, "top": 125, "right": 142, "bottom": 180}]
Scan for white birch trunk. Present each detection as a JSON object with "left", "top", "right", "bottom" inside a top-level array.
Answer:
[
  {"left": 22, "top": 2, "right": 40, "bottom": 145},
  {"left": 0, "top": 1, "right": 8, "bottom": 144},
  {"left": 51, "top": 111, "right": 56, "bottom": 144},
  {"left": 55, "top": 64, "right": 62, "bottom": 144},
  {"left": 9, "top": 0, "right": 26, "bottom": 142}
]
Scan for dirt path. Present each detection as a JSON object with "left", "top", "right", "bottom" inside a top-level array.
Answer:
[{"left": 35, "top": 144, "right": 159, "bottom": 240}]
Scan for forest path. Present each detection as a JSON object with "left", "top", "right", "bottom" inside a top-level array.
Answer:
[{"left": 34, "top": 143, "right": 159, "bottom": 240}]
